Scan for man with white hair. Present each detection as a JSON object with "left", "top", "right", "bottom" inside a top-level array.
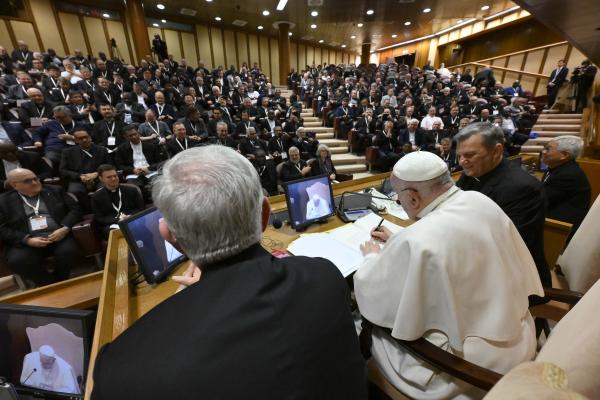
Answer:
[
  {"left": 355, "top": 151, "right": 543, "bottom": 399},
  {"left": 541, "top": 135, "right": 591, "bottom": 238},
  {"left": 21, "top": 344, "right": 80, "bottom": 394},
  {"left": 91, "top": 146, "right": 367, "bottom": 399}
]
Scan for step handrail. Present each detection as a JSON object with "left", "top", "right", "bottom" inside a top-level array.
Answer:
[{"left": 454, "top": 62, "right": 548, "bottom": 79}]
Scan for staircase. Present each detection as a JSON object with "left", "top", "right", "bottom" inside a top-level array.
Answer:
[
  {"left": 521, "top": 111, "right": 583, "bottom": 154},
  {"left": 276, "top": 86, "right": 370, "bottom": 177}
]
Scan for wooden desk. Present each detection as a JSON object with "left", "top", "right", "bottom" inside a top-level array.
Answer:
[{"left": 83, "top": 173, "right": 395, "bottom": 399}]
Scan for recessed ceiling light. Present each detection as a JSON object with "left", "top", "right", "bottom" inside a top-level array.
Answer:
[
  {"left": 257, "top": 25, "right": 264, "bottom": 30},
  {"left": 391, "top": 34, "right": 398, "bottom": 38},
  {"left": 161, "top": 19, "right": 166, "bottom": 23},
  {"left": 457, "top": 19, "right": 463, "bottom": 23},
  {"left": 288, "top": 32, "right": 292, "bottom": 36},
  {"left": 318, "top": 39, "right": 324, "bottom": 43},
  {"left": 404, "top": 21, "right": 411, "bottom": 26},
  {"left": 311, "top": 10, "right": 318, "bottom": 17},
  {"left": 481, "top": 5, "right": 490, "bottom": 10},
  {"left": 276, "top": 0, "right": 288, "bottom": 10},
  {"left": 357, "top": 23, "right": 364, "bottom": 27},
  {"left": 350, "top": 35, "right": 356, "bottom": 39},
  {"left": 102, "top": 13, "right": 110, "bottom": 18},
  {"left": 310, "top": 24, "right": 317, "bottom": 29},
  {"left": 215, "top": 16, "right": 222, "bottom": 21},
  {"left": 366, "top": 9, "right": 374, "bottom": 15},
  {"left": 341, "top": 44, "right": 346, "bottom": 48},
  {"left": 156, "top": 3, "right": 165, "bottom": 10},
  {"left": 206, "top": 0, "right": 213, "bottom": 2},
  {"left": 423, "top": 8, "right": 431, "bottom": 13},
  {"left": 262, "top": 10, "right": 270, "bottom": 16},
  {"left": 152, "top": 23, "right": 159, "bottom": 27}
]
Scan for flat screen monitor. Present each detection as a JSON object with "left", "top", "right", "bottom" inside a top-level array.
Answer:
[
  {"left": 118, "top": 207, "right": 187, "bottom": 284},
  {"left": 0, "top": 304, "right": 95, "bottom": 399},
  {"left": 284, "top": 174, "right": 335, "bottom": 230}
]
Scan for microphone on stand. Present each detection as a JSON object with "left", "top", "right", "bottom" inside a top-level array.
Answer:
[{"left": 22, "top": 368, "right": 37, "bottom": 385}]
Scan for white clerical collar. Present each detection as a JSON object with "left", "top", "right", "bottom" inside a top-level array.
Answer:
[{"left": 417, "top": 185, "right": 460, "bottom": 219}]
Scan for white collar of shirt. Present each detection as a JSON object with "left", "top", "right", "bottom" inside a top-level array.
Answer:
[{"left": 417, "top": 186, "right": 460, "bottom": 219}]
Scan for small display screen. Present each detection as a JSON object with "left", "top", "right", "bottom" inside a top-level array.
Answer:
[
  {"left": 284, "top": 175, "right": 335, "bottom": 229},
  {"left": 119, "top": 207, "right": 187, "bottom": 284}
]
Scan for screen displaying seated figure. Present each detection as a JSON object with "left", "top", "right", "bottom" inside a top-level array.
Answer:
[
  {"left": 0, "top": 304, "right": 95, "bottom": 399},
  {"left": 284, "top": 175, "right": 335, "bottom": 230},
  {"left": 119, "top": 207, "right": 187, "bottom": 284}
]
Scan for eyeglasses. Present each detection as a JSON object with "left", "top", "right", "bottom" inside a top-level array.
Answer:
[{"left": 15, "top": 177, "right": 39, "bottom": 184}]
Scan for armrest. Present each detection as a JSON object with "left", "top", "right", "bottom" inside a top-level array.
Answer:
[
  {"left": 365, "top": 146, "right": 380, "bottom": 162},
  {"left": 397, "top": 338, "right": 502, "bottom": 391},
  {"left": 72, "top": 217, "right": 102, "bottom": 256},
  {"left": 543, "top": 287, "right": 583, "bottom": 306}
]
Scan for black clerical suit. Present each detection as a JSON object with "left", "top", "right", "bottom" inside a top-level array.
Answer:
[
  {"left": 18, "top": 101, "right": 54, "bottom": 127},
  {"left": 59, "top": 144, "right": 110, "bottom": 193},
  {"left": 91, "top": 119, "right": 126, "bottom": 151},
  {"left": 0, "top": 186, "right": 81, "bottom": 286},
  {"left": 457, "top": 159, "right": 550, "bottom": 289},
  {"left": 281, "top": 159, "right": 308, "bottom": 182},
  {"left": 165, "top": 136, "right": 197, "bottom": 157},
  {"left": 91, "top": 244, "right": 367, "bottom": 400},
  {"left": 543, "top": 159, "right": 591, "bottom": 238},
  {"left": 91, "top": 184, "right": 144, "bottom": 239}
]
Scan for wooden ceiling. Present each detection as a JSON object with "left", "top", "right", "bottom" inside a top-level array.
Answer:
[
  {"left": 135, "top": 0, "right": 517, "bottom": 53},
  {"left": 513, "top": 0, "right": 600, "bottom": 65}
]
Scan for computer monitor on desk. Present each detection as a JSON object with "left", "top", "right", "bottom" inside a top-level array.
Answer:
[{"left": 284, "top": 175, "right": 336, "bottom": 231}]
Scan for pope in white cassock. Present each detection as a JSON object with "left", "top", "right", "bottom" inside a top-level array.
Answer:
[
  {"left": 20, "top": 345, "right": 80, "bottom": 395},
  {"left": 354, "top": 151, "right": 544, "bottom": 399}
]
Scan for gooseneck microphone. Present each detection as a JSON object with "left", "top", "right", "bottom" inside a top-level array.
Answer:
[{"left": 22, "top": 368, "right": 37, "bottom": 385}]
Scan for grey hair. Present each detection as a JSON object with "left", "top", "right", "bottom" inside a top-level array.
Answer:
[
  {"left": 316, "top": 144, "right": 330, "bottom": 156},
  {"left": 408, "top": 118, "right": 420, "bottom": 125},
  {"left": 52, "top": 105, "right": 72, "bottom": 116},
  {"left": 454, "top": 122, "right": 505, "bottom": 149},
  {"left": 288, "top": 146, "right": 299, "bottom": 155},
  {"left": 216, "top": 121, "right": 228, "bottom": 131},
  {"left": 246, "top": 126, "right": 256, "bottom": 134},
  {"left": 407, "top": 170, "right": 454, "bottom": 197},
  {"left": 554, "top": 135, "right": 583, "bottom": 159},
  {"left": 152, "top": 146, "right": 264, "bottom": 266}
]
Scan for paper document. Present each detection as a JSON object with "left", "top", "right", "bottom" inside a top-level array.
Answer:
[
  {"left": 287, "top": 213, "right": 404, "bottom": 277},
  {"left": 369, "top": 188, "right": 409, "bottom": 220},
  {"left": 287, "top": 233, "right": 363, "bottom": 277}
]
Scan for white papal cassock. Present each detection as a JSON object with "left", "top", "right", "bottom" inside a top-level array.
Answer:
[
  {"left": 354, "top": 186, "right": 544, "bottom": 399},
  {"left": 20, "top": 349, "right": 80, "bottom": 394}
]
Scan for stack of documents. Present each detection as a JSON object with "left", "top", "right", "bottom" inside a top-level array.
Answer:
[{"left": 287, "top": 213, "right": 404, "bottom": 277}]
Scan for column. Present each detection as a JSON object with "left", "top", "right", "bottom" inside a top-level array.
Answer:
[
  {"left": 277, "top": 22, "right": 291, "bottom": 87},
  {"left": 125, "top": 0, "right": 151, "bottom": 64},
  {"left": 361, "top": 42, "right": 371, "bottom": 65}
]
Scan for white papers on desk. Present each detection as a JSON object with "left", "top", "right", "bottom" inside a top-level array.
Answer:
[
  {"left": 125, "top": 171, "right": 158, "bottom": 180},
  {"left": 287, "top": 213, "right": 404, "bottom": 277},
  {"left": 287, "top": 234, "right": 363, "bottom": 277},
  {"left": 369, "top": 188, "right": 409, "bottom": 220}
]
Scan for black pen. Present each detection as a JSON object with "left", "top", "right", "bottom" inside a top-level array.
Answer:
[{"left": 374, "top": 217, "right": 385, "bottom": 232}]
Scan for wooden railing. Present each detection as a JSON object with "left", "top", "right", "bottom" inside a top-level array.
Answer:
[{"left": 449, "top": 41, "right": 573, "bottom": 96}]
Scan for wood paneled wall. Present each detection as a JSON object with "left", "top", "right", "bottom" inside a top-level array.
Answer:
[
  {"left": 438, "top": 19, "right": 565, "bottom": 66},
  {"left": 0, "top": 0, "right": 357, "bottom": 86}
]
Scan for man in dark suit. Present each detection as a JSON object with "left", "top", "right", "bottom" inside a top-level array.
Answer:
[
  {"left": 235, "top": 109, "right": 258, "bottom": 140},
  {"left": 114, "top": 125, "right": 163, "bottom": 194},
  {"left": 355, "top": 109, "right": 376, "bottom": 150},
  {"left": 547, "top": 59, "right": 568, "bottom": 108},
  {"left": 11, "top": 41, "right": 34, "bottom": 70},
  {"left": 0, "top": 141, "right": 50, "bottom": 192},
  {"left": 59, "top": 128, "right": 110, "bottom": 195},
  {"left": 165, "top": 121, "right": 197, "bottom": 157},
  {"left": 0, "top": 168, "right": 81, "bottom": 286},
  {"left": 374, "top": 121, "right": 400, "bottom": 171},
  {"left": 93, "top": 78, "right": 119, "bottom": 107},
  {"left": 541, "top": 136, "right": 591, "bottom": 239},
  {"left": 149, "top": 91, "right": 177, "bottom": 127},
  {"left": 575, "top": 60, "right": 598, "bottom": 112},
  {"left": 91, "top": 145, "right": 366, "bottom": 400},
  {"left": 281, "top": 146, "right": 311, "bottom": 182},
  {"left": 6, "top": 74, "right": 35, "bottom": 104},
  {"left": 91, "top": 164, "right": 145, "bottom": 240},
  {"left": 455, "top": 123, "right": 550, "bottom": 292},
  {"left": 238, "top": 127, "right": 267, "bottom": 160},
  {"left": 18, "top": 87, "right": 54, "bottom": 128},
  {"left": 91, "top": 104, "right": 126, "bottom": 152}
]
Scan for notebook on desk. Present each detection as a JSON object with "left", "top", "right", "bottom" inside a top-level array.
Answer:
[{"left": 287, "top": 213, "right": 404, "bottom": 277}]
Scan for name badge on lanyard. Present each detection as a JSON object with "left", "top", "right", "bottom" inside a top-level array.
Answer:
[
  {"left": 106, "top": 122, "right": 116, "bottom": 146},
  {"left": 21, "top": 195, "right": 48, "bottom": 232}
]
